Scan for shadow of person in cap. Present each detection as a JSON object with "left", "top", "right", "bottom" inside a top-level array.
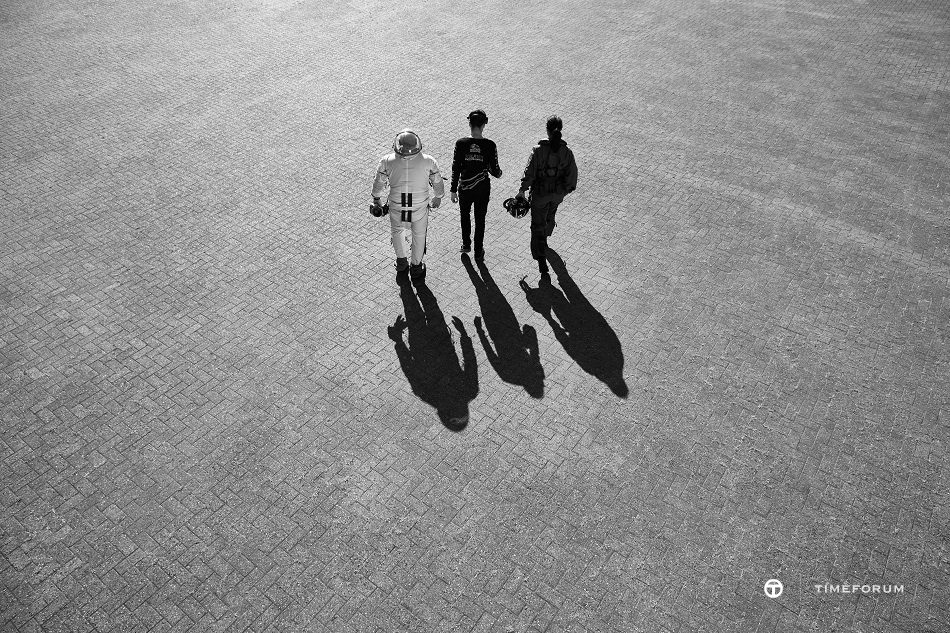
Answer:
[
  {"left": 519, "top": 248, "right": 628, "bottom": 398},
  {"left": 388, "top": 278, "right": 479, "bottom": 431},
  {"left": 461, "top": 254, "right": 544, "bottom": 398}
]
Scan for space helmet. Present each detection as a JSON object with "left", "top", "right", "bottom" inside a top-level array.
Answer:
[{"left": 393, "top": 129, "right": 422, "bottom": 157}]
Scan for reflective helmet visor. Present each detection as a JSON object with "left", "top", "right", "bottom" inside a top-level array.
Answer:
[{"left": 394, "top": 130, "right": 422, "bottom": 156}]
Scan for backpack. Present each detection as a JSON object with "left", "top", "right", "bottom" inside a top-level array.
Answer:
[
  {"left": 542, "top": 148, "right": 559, "bottom": 180},
  {"left": 536, "top": 144, "right": 567, "bottom": 196}
]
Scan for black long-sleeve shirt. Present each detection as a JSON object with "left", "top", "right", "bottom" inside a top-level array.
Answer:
[{"left": 450, "top": 137, "right": 502, "bottom": 193}]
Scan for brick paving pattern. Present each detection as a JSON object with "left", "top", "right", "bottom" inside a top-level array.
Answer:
[{"left": 2, "top": 0, "right": 949, "bottom": 631}]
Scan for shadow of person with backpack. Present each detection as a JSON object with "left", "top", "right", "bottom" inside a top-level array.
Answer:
[
  {"left": 519, "top": 248, "right": 629, "bottom": 398},
  {"left": 461, "top": 254, "right": 545, "bottom": 398},
  {"left": 388, "top": 278, "right": 479, "bottom": 431}
]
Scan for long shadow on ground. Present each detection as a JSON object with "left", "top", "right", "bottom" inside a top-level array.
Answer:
[
  {"left": 519, "top": 248, "right": 629, "bottom": 398},
  {"left": 461, "top": 254, "right": 544, "bottom": 398},
  {"left": 388, "top": 276, "right": 478, "bottom": 431}
]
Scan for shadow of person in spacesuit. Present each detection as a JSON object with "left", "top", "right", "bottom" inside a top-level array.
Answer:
[
  {"left": 461, "top": 254, "right": 544, "bottom": 398},
  {"left": 519, "top": 248, "right": 629, "bottom": 398},
  {"left": 388, "top": 278, "right": 479, "bottom": 431}
]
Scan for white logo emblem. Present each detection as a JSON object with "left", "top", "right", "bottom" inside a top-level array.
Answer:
[{"left": 764, "top": 579, "right": 784, "bottom": 599}]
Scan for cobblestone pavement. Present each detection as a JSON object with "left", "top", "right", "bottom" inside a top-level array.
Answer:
[{"left": 2, "top": 0, "right": 949, "bottom": 631}]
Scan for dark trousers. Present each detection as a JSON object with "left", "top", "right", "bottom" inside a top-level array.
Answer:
[
  {"left": 529, "top": 194, "right": 563, "bottom": 262},
  {"left": 459, "top": 180, "right": 490, "bottom": 255}
]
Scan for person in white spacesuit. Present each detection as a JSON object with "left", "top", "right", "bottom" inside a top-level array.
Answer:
[{"left": 371, "top": 129, "right": 445, "bottom": 280}]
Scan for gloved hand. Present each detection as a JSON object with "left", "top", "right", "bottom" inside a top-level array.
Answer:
[{"left": 516, "top": 190, "right": 527, "bottom": 200}]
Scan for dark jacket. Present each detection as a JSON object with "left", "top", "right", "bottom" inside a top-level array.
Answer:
[{"left": 520, "top": 140, "right": 578, "bottom": 197}]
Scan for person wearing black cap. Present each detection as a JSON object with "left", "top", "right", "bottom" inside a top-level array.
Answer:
[
  {"left": 450, "top": 110, "right": 503, "bottom": 261},
  {"left": 517, "top": 115, "right": 578, "bottom": 276}
]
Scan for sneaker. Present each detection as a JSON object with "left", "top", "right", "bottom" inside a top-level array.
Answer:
[
  {"left": 410, "top": 262, "right": 426, "bottom": 279},
  {"left": 395, "top": 257, "right": 409, "bottom": 271},
  {"left": 474, "top": 250, "right": 484, "bottom": 262},
  {"left": 460, "top": 243, "right": 471, "bottom": 253}
]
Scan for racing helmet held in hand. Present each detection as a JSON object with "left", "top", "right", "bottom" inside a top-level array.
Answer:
[
  {"left": 503, "top": 196, "right": 530, "bottom": 219},
  {"left": 393, "top": 129, "right": 422, "bottom": 157}
]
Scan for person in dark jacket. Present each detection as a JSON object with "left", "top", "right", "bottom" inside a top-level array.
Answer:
[
  {"left": 517, "top": 115, "right": 578, "bottom": 276},
  {"left": 450, "top": 109, "right": 503, "bottom": 261}
]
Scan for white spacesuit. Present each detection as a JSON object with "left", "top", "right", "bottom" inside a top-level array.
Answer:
[{"left": 372, "top": 129, "right": 445, "bottom": 277}]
